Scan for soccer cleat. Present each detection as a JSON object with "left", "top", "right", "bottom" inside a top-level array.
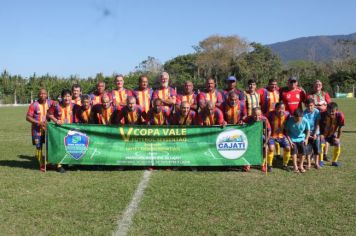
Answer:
[
  {"left": 331, "top": 162, "right": 340, "bottom": 167},
  {"left": 243, "top": 165, "right": 251, "bottom": 172},
  {"left": 282, "top": 165, "right": 290, "bottom": 172},
  {"left": 261, "top": 165, "right": 267, "bottom": 173},
  {"left": 323, "top": 155, "right": 330, "bottom": 162},
  {"left": 319, "top": 161, "right": 324, "bottom": 167},
  {"left": 267, "top": 166, "right": 273, "bottom": 172}
]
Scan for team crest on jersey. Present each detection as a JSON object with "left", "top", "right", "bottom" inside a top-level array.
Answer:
[
  {"left": 216, "top": 129, "right": 248, "bottom": 159},
  {"left": 64, "top": 130, "right": 89, "bottom": 160}
]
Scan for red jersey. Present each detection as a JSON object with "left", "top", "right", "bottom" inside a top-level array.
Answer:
[
  {"left": 90, "top": 93, "right": 107, "bottom": 106},
  {"left": 48, "top": 102, "right": 78, "bottom": 124},
  {"left": 177, "top": 93, "right": 198, "bottom": 110},
  {"left": 198, "top": 90, "right": 223, "bottom": 106},
  {"left": 267, "top": 111, "right": 290, "bottom": 138},
  {"left": 27, "top": 99, "right": 54, "bottom": 137},
  {"left": 133, "top": 88, "right": 154, "bottom": 113},
  {"left": 72, "top": 98, "right": 82, "bottom": 106},
  {"left": 280, "top": 88, "right": 306, "bottom": 115},
  {"left": 76, "top": 107, "right": 92, "bottom": 124},
  {"left": 92, "top": 105, "right": 116, "bottom": 125},
  {"left": 197, "top": 107, "right": 225, "bottom": 126},
  {"left": 221, "top": 101, "right": 246, "bottom": 124},
  {"left": 320, "top": 111, "right": 345, "bottom": 137},
  {"left": 118, "top": 106, "right": 144, "bottom": 125},
  {"left": 222, "top": 88, "right": 245, "bottom": 102},
  {"left": 307, "top": 91, "right": 331, "bottom": 111},
  {"left": 258, "top": 88, "right": 280, "bottom": 114},
  {"left": 152, "top": 87, "right": 177, "bottom": 110},
  {"left": 147, "top": 107, "right": 171, "bottom": 125},
  {"left": 111, "top": 89, "right": 133, "bottom": 109}
]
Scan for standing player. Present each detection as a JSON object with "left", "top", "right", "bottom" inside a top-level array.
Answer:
[
  {"left": 319, "top": 102, "right": 344, "bottom": 167},
  {"left": 307, "top": 80, "right": 331, "bottom": 112},
  {"left": 244, "top": 79, "right": 260, "bottom": 116},
  {"left": 147, "top": 98, "right": 171, "bottom": 125},
  {"left": 222, "top": 76, "right": 244, "bottom": 102},
  {"left": 152, "top": 72, "right": 177, "bottom": 110},
  {"left": 267, "top": 102, "right": 291, "bottom": 172},
  {"left": 280, "top": 76, "right": 306, "bottom": 115},
  {"left": 303, "top": 98, "right": 321, "bottom": 169},
  {"left": 177, "top": 81, "right": 198, "bottom": 111},
  {"left": 243, "top": 107, "right": 271, "bottom": 172},
  {"left": 198, "top": 78, "right": 223, "bottom": 108},
  {"left": 26, "top": 89, "right": 54, "bottom": 172},
  {"left": 171, "top": 101, "right": 197, "bottom": 125},
  {"left": 90, "top": 81, "right": 107, "bottom": 105},
  {"left": 258, "top": 79, "right": 280, "bottom": 115},
  {"left": 285, "top": 109, "right": 310, "bottom": 173},
  {"left": 111, "top": 74, "right": 133, "bottom": 110},
  {"left": 71, "top": 84, "right": 82, "bottom": 105},
  {"left": 133, "top": 75, "right": 154, "bottom": 117}
]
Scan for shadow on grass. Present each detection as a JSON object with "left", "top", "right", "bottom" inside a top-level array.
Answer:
[{"left": 0, "top": 155, "right": 38, "bottom": 170}]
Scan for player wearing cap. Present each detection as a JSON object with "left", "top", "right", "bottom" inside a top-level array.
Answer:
[
  {"left": 280, "top": 76, "right": 306, "bottom": 115},
  {"left": 222, "top": 76, "right": 245, "bottom": 102},
  {"left": 26, "top": 88, "right": 55, "bottom": 172}
]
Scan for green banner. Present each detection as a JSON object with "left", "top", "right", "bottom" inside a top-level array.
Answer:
[{"left": 47, "top": 122, "right": 263, "bottom": 166}]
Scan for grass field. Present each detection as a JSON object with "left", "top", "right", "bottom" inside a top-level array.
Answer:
[{"left": 0, "top": 99, "right": 355, "bottom": 235}]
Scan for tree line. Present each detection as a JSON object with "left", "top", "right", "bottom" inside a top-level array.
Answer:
[{"left": 1, "top": 35, "right": 355, "bottom": 104}]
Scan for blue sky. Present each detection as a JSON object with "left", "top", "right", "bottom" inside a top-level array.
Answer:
[{"left": 0, "top": 0, "right": 355, "bottom": 78}]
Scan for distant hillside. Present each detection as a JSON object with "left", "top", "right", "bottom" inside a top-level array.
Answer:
[{"left": 267, "top": 33, "right": 356, "bottom": 63}]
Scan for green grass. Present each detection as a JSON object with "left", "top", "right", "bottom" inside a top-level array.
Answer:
[{"left": 0, "top": 99, "right": 355, "bottom": 235}]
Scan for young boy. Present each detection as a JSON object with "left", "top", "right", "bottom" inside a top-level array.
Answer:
[
  {"left": 303, "top": 98, "right": 321, "bottom": 169},
  {"left": 285, "top": 109, "right": 310, "bottom": 173},
  {"left": 319, "top": 102, "right": 344, "bottom": 167}
]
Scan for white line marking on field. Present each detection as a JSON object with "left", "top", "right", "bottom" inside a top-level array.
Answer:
[{"left": 114, "top": 170, "right": 152, "bottom": 236}]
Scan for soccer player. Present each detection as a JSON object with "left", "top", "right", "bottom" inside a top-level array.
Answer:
[
  {"left": 243, "top": 107, "right": 271, "bottom": 172},
  {"left": 91, "top": 94, "right": 117, "bottom": 125},
  {"left": 222, "top": 76, "right": 244, "bottom": 102},
  {"left": 111, "top": 74, "right": 133, "bottom": 110},
  {"left": 117, "top": 96, "right": 144, "bottom": 125},
  {"left": 75, "top": 94, "right": 93, "bottom": 124},
  {"left": 285, "top": 109, "right": 310, "bottom": 173},
  {"left": 244, "top": 79, "right": 260, "bottom": 116},
  {"left": 177, "top": 81, "right": 198, "bottom": 111},
  {"left": 133, "top": 74, "right": 154, "bottom": 116},
  {"left": 303, "top": 98, "right": 321, "bottom": 169},
  {"left": 221, "top": 91, "right": 246, "bottom": 125},
  {"left": 319, "top": 102, "right": 344, "bottom": 167},
  {"left": 90, "top": 81, "right": 107, "bottom": 105},
  {"left": 26, "top": 88, "right": 54, "bottom": 172},
  {"left": 152, "top": 72, "right": 177, "bottom": 110},
  {"left": 48, "top": 89, "right": 79, "bottom": 125},
  {"left": 258, "top": 78, "right": 280, "bottom": 115},
  {"left": 307, "top": 80, "right": 331, "bottom": 112},
  {"left": 267, "top": 102, "right": 291, "bottom": 172},
  {"left": 197, "top": 101, "right": 225, "bottom": 126},
  {"left": 71, "top": 84, "right": 82, "bottom": 105},
  {"left": 147, "top": 98, "right": 171, "bottom": 125},
  {"left": 198, "top": 78, "right": 223, "bottom": 108},
  {"left": 171, "top": 101, "right": 197, "bottom": 125},
  {"left": 280, "top": 76, "right": 306, "bottom": 115}
]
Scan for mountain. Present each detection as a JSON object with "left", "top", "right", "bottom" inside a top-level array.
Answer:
[{"left": 267, "top": 32, "right": 356, "bottom": 63}]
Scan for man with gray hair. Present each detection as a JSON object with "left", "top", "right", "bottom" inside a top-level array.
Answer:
[{"left": 152, "top": 72, "right": 177, "bottom": 110}]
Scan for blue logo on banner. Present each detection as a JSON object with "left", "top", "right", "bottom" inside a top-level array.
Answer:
[{"left": 64, "top": 130, "right": 89, "bottom": 160}]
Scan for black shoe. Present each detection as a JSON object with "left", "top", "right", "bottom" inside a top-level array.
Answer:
[
  {"left": 282, "top": 165, "right": 291, "bottom": 172},
  {"left": 323, "top": 155, "right": 330, "bottom": 162},
  {"left": 57, "top": 166, "right": 66, "bottom": 173},
  {"left": 267, "top": 166, "right": 273, "bottom": 172}
]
